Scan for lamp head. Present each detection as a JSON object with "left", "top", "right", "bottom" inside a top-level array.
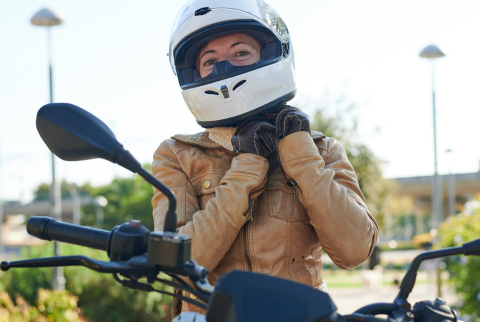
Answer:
[
  {"left": 420, "top": 45, "right": 446, "bottom": 59},
  {"left": 31, "top": 8, "right": 65, "bottom": 27}
]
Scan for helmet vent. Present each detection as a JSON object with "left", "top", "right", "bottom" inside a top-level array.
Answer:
[
  {"left": 221, "top": 85, "right": 230, "bottom": 99},
  {"left": 195, "top": 7, "right": 211, "bottom": 16},
  {"left": 205, "top": 90, "right": 219, "bottom": 95},
  {"left": 232, "top": 80, "right": 247, "bottom": 91}
]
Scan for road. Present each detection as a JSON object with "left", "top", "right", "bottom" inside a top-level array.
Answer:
[
  {"left": 322, "top": 249, "right": 423, "bottom": 265},
  {"left": 328, "top": 284, "right": 456, "bottom": 314}
]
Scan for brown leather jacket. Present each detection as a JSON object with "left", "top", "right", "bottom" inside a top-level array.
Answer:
[{"left": 152, "top": 130, "right": 378, "bottom": 316}]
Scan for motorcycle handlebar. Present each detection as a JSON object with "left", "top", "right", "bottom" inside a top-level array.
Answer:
[
  {"left": 353, "top": 303, "right": 398, "bottom": 315},
  {"left": 27, "top": 217, "right": 111, "bottom": 251}
]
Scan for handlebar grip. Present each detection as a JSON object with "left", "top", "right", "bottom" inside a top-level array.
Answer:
[
  {"left": 353, "top": 303, "right": 398, "bottom": 315},
  {"left": 27, "top": 217, "right": 111, "bottom": 251}
]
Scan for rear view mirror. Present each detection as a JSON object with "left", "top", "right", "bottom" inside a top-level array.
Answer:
[
  {"left": 38, "top": 103, "right": 122, "bottom": 162},
  {"left": 36, "top": 103, "right": 140, "bottom": 173},
  {"left": 463, "top": 238, "right": 480, "bottom": 256},
  {"left": 36, "top": 102, "right": 178, "bottom": 232}
]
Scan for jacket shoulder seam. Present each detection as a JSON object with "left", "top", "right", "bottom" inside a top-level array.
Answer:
[
  {"left": 164, "top": 138, "right": 198, "bottom": 156},
  {"left": 172, "top": 132, "right": 223, "bottom": 149}
]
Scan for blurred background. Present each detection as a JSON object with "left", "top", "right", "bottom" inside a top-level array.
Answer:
[{"left": 1, "top": 0, "right": 480, "bottom": 321}]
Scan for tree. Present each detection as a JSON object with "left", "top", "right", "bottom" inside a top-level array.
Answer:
[
  {"left": 12, "top": 166, "right": 170, "bottom": 321},
  {"left": 305, "top": 94, "right": 393, "bottom": 227},
  {"left": 2, "top": 243, "right": 171, "bottom": 322},
  {"left": 32, "top": 165, "right": 155, "bottom": 231},
  {"left": 80, "top": 164, "right": 155, "bottom": 230},
  {"left": 439, "top": 197, "right": 480, "bottom": 319},
  {"left": 33, "top": 181, "right": 93, "bottom": 201}
]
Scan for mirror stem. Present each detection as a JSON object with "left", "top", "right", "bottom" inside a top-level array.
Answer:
[
  {"left": 137, "top": 168, "right": 177, "bottom": 232},
  {"left": 396, "top": 246, "right": 463, "bottom": 302}
]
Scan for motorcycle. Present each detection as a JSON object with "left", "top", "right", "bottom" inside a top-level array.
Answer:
[{"left": 2, "top": 102, "right": 479, "bottom": 322}]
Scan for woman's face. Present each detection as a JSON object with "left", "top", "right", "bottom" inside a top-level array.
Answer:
[{"left": 197, "top": 33, "right": 261, "bottom": 78}]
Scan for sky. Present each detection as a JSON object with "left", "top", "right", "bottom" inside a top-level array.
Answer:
[{"left": 1, "top": 0, "right": 480, "bottom": 202}]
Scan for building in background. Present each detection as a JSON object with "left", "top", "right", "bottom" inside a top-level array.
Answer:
[{"left": 382, "top": 164, "right": 480, "bottom": 246}]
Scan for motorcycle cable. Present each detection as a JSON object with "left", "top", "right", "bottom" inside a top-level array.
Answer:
[
  {"left": 113, "top": 273, "right": 207, "bottom": 310},
  {"left": 155, "top": 274, "right": 211, "bottom": 303}
]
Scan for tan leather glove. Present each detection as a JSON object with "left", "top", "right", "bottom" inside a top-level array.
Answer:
[{"left": 231, "top": 118, "right": 276, "bottom": 155}]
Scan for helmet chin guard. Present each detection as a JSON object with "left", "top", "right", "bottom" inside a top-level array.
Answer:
[{"left": 169, "top": 0, "right": 296, "bottom": 128}]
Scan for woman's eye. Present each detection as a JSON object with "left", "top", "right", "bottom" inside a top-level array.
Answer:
[
  {"left": 236, "top": 51, "right": 249, "bottom": 57},
  {"left": 203, "top": 59, "right": 216, "bottom": 67}
]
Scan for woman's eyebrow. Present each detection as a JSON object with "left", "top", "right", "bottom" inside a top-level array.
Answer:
[
  {"left": 199, "top": 49, "right": 216, "bottom": 60},
  {"left": 230, "top": 41, "right": 255, "bottom": 49}
]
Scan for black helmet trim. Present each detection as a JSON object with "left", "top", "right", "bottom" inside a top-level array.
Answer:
[{"left": 197, "top": 89, "right": 296, "bottom": 128}]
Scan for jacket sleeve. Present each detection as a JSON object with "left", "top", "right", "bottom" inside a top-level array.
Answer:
[
  {"left": 277, "top": 132, "right": 379, "bottom": 269},
  {"left": 151, "top": 140, "right": 269, "bottom": 272}
]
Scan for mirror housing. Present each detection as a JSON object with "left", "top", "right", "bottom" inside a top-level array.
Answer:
[
  {"left": 36, "top": 103, "right": 141, "bottom": 173},
  {"left": 463, "top": 238, "right": 480, "bottom": 256},
  {"left": 36, "top": 103, "right": 178, "bottom": 232}
]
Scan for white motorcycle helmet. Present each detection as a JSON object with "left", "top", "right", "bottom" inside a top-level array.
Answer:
[{"left": 169, "top": 0, "right": 296, "bottom": 128}]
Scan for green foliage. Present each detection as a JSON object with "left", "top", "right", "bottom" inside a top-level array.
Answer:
[
  {"left": 0, "top": 288, "right": 82, "bottom": 322},
  {"left": 33, "top": 183, "right": 50, "bottom": 202},
  {"left": 33, "top": 181, "right": 93, "bottom": 202},
  {"left": 306, "top": 94, "right": 393, "bottom": 227},
  {"left": 439, "top": 197, "right": 480, "bottom": 319},
  {"left": 81, "top": 164, "right": 155, "bottom": 231},
  {"left": 1, "top": 243, "right": 171, "bottom": 322},
  {"left": 4, "top": 246, "right": 52, "bottom": 305},
  {"left": 21, "top": 165, "right": 165, "bottom": 320},
  {"left": 33, "top": 164, "right": 155, "bottom": 231},
  {"left": 36, "top": 288, "right": 82, "bottom": 322}
]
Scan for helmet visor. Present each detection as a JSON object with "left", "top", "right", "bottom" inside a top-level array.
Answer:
[
  {"left": 169, "top": 4, "right": 290, "bottom": 76},
  {"left": 173, "top": 20, "right": 288, "bottom": 88}
]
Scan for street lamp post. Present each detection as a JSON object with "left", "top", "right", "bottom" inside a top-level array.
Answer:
[
  {"left": 420, "top": 45, "right": 446, "bottom": 229},
  {"left": 69, "top": 183, "right": 81, "bottom": 226},
  {"left": 445, "top": 149, "right": 456, "bottom": 216},
  {"left": 30, "top": 7, "right": 66, "bottom": 291},
  {"left": 0, "top": 141, "right": 4, "bottom": 257},
  {"left": 93, "top": 196, "right": 108, "bottom": 230}
]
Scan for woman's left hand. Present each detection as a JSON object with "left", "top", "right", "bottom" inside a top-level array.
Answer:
[{"left": 275, "top": 106, "right": 310, "bottom": 139}]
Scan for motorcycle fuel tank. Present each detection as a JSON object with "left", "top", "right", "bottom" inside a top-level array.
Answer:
[{"left": 206, "top": 270, "right": 337, "bottom": 322}]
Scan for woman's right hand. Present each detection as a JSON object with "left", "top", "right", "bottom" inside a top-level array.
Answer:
[{"left": 231, "top": 118, "right": 276, "bottom": 155}]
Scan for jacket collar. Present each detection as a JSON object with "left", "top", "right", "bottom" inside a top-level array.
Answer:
[{"left": 172, "top": 130, "right": 326, "bottom": 149}]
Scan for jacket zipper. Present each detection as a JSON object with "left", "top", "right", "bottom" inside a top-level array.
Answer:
[
  {"left": 287, "top": 180, "right": 297, "bottom": 202},
  {"left": 248, "top": 198, "right": 254, "bottom": 221}
]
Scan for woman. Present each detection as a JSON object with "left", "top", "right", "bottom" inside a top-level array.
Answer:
[{"left": 152, "top": 0, "right": 379, "bottom": 318}]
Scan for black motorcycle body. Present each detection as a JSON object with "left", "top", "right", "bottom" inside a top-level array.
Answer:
[{"left": 2, "top": 102, "right": 478, "bottom": 322}]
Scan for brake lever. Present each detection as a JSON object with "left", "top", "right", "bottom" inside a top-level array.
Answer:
[{"left": 1, "top": 254, "right": 158, "bottom": 282}]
